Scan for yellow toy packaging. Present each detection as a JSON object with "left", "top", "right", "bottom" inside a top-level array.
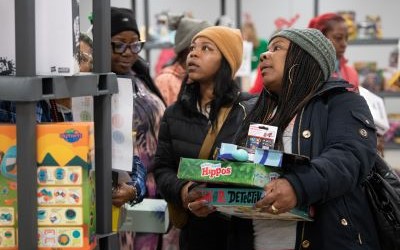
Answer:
[{"left": 0, "top": 123, "right": 96, "bottom": 249}]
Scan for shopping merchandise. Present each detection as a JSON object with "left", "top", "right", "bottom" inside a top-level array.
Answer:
[
  {"left": 197, "top": 187, "right": 312, "bottom": 221},
  {"left": 0, "top": 0, "right": 80, "bottom": 76},
  {"left": 359, "top": 86, "right": 390, "bottom": 135},
  {"left": 119, "top": 199, "right": 169, "bottom": 233},
  {"left": 178, "top": 142, "right": 309, "bottom": 188},
  {"left": 0, "top": 123, "right": 96, "bottom": 249}
]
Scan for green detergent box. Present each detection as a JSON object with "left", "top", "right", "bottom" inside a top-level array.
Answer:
[
  {"left": 197, "top": 187, "right": 313, "bottom": 221},
  {"left": 177, "top": 158, "right": 282, "bottom": 188}
]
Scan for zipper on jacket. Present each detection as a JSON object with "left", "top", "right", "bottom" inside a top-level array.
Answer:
[
  {"left": 297, "top": 107, "right": 305, "bottom": 155},
  {"left": 238, "top": 102, "right": 247, "bottom": 119},
  {"left": 297, "top": 222, "right": 306, "bottom": 250},
  {"left": 297, "top": 107, "right": 306, "bottom": 250}
]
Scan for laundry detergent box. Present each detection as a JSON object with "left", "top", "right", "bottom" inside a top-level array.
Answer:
[
  {"left": 119, "top": 198, "right": 169, "bottom": 234},
  {"left": 0, "top": 123, "right": 96, "bottom": 249},
  {"left": 0, "top": 0, "right": 80, "bottom": 76},
  {"left": 177, "top": 158, "right": 282, "bottom": 188},
  {"left": 197, "top": 187, "right": 312, "bottom": 221}
]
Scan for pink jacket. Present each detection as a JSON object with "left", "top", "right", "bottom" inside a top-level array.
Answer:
[{"left": 154, "top": 63, "right": 186, "bottom": 106}]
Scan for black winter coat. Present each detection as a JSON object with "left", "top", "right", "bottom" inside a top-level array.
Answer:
[
  {"left": 231, "top": 79, "right": 381, "bottom": 250},
  {"left": 154, "top": 92, "right": 257, "bottom": 250}
]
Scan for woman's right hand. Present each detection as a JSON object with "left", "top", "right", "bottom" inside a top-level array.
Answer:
[{"left": 181, "top": 182, "right": 215, "bottom": 217}]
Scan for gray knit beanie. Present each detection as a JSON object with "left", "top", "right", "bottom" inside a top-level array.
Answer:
[
  {"left": 270, "top": 28, "right": 335, "bottom": 80},
  {"left": 174, "top": 18, "right": 211, "bottom": 55}
]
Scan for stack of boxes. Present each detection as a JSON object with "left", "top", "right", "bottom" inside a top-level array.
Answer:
[{"left": 178, "top": 143, "right": 312, "bottom": 221}]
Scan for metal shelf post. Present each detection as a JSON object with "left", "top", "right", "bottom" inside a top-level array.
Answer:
[
  {"left": 0, "top": 0, "right": 119, "bottom": 249},
  {"left": 15, "top": 0, "right": 38, "bottom": 249}
]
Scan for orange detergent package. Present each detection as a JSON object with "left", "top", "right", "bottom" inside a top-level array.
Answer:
[{"left": 0, "top": 123, "right": 96, "bottom": 250}]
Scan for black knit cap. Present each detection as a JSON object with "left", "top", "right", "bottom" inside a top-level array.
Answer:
[{"left": 111, "top": 7, "right": 140, "bottom": 38}]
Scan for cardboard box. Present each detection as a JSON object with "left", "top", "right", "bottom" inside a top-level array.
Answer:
[
  {"left": 218, "top": 143, "right": 309, "bottom": 168},
  {"left": 0, "top": 123, "right": 96, "bottom": 249},
  {"left": 178, "top": 158, "right": 282, "bottom": 188},
  {"left": 0, "top": 0, "right": 80, "bottom": 76},
  {"left": 198, "top": 187, "right": 312, "bottom": 221},
  {"left": 119, "top": 199, "right": 169, "bottom": 233}
]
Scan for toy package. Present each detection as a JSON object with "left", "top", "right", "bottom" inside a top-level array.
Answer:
[
  {"left": 0, "top": 0, "right": 80, "bottom": 76},
  {"left": 178, "top": 143, "right": 309, "bottom": 188},
  {"left": 354, "top": 61, "right": 385, "bottom": 93},
  {"left": 337, "top": 11, "right": 357, "bottom": 41},
  {"left": 177, "top": 120, "right": 311, "bottom": 221},
  {"left": 197, "top": 187, "right": 312, "bottom": 221},
  {"left": 119, "top": 199, "right": 169, "bottom": 234},
  {"left": 0, "top": 123, "right": 96, "bottom": 249},
  {"left": 178, "top": 157, "right": 282, "bottom": 188},
  {"left": 246, "top": 123, "right": 278, "bottom": 150}
]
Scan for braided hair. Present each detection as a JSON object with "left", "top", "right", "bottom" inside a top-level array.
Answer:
[{"left": 235, "top": 42, "right": 325, "bottom": 150}]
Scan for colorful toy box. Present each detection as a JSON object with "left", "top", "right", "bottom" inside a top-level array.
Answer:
[
  {"left": 197, "top": 187, "right": 312, "bottom": 221},
  {"left": 178, "top": 158, "right": 281, "bottom": 188},
  {"left": 0, "top": 123, "right": 96, "bottom": 249},
  {"left": 177, "top": 144, "right": 309, "bottom": 188},
  {"left": 119, "top": 199, "right": 169, "bottom": 234}
]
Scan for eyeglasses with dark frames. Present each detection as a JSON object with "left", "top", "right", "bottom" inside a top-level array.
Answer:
[{"left": 111, "top": 41, "right": 145, "bottom": 54}]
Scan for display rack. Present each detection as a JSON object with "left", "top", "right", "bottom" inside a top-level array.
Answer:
[
  {"left": 137, "top": 0, "right": 242, "bottom": 63},
  {"left": 348, "top": 38, "right": 399, "bottom": 46},
  {"left": 0, "top": 0, "right": 118, "bottom": 249}
]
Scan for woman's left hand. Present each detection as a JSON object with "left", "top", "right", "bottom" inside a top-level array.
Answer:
[
  {"left": 112, "top": 182, "right": 136, "bottom": 207},
  {"left": 255, "top": 178, "right": 297, "bottom": 215},
  {"left": 186, "top": 186, "right": 216, "bottom": 217}
]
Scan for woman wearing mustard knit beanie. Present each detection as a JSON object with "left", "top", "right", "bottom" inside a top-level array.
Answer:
[
  {"left": 232, "top": 28, "right": 381, "bottom": 250},
  {"left": 154, "top": 26, "right": 257, "bottom": 250}
]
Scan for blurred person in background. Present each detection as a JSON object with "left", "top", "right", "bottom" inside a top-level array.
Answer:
[
  {"left": 241, "top": 14, "right": 269, "bottom": 72},
  {"left": 110, "top": 7, "right": 166, "bottom": 250},
  {"left": 308, "top": 12, "right": 359, "bottom": 92},
  {"left": 155, "top": 16, "right": 211, "bottom": 106}
]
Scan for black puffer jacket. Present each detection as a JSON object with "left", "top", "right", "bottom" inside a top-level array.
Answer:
[
  {"left": 154, "top": 92, "right": 256, "bottom": 205},
  {"left": 154, "top": 92, "right": 257, "bottom": 250}
]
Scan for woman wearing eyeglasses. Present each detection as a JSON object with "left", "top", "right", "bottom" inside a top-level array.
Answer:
[{"left": 110, "top": 7, "right": 167, "bottom": 250}]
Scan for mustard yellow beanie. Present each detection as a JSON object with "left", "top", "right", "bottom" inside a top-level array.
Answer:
[{"left": 192, "top": 26, "right": 243, "bottom": 78}]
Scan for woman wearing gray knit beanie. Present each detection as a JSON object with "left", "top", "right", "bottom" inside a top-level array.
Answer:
[{"left": 233, "top": 28, "right": 381, "bottom": 250}]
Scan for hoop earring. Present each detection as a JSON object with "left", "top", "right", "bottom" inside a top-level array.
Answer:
[{"left": 288, "top": 64, "right": 299, "bottom": 85}]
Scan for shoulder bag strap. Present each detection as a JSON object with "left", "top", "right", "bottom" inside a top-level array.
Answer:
[{"left": 198, "top": 105, "right": 233, "bottom": 159}]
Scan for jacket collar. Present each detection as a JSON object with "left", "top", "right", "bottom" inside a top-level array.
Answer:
[{"left": 313, "top": 77, "right": 353, "bottom": 97}]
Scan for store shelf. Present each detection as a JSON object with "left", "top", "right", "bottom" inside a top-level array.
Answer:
[
  {"left": 377, "top": 91, "right": 400, "bottom": 98},
  {"left": 2, "top": 1, "right": 117, "bottom": 249},
  {"left": 144, "top": 40, "right": 173, "bottom": 50},
  {"left": 348, "top": 38, "right": 399, "bottom": 46},
  {"left": 385, "top": 141, "right": 400, "bottom": 150},
  {"left": 0, "top": 73, "right": 118, "bottom": 101}
]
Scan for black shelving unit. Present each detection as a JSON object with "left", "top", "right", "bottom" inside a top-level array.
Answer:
[
  {"left": 385, "top": 141, "right": 400, "bottom": 150},
  {"left": 0, "top": 0, "right": 118, "bottom": 249},
  {"left": 378, "top": 91, "right": 400, "bottom": 98},
  {"left": 348, "top": 38, "right": 399, "bottom": 46}
]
